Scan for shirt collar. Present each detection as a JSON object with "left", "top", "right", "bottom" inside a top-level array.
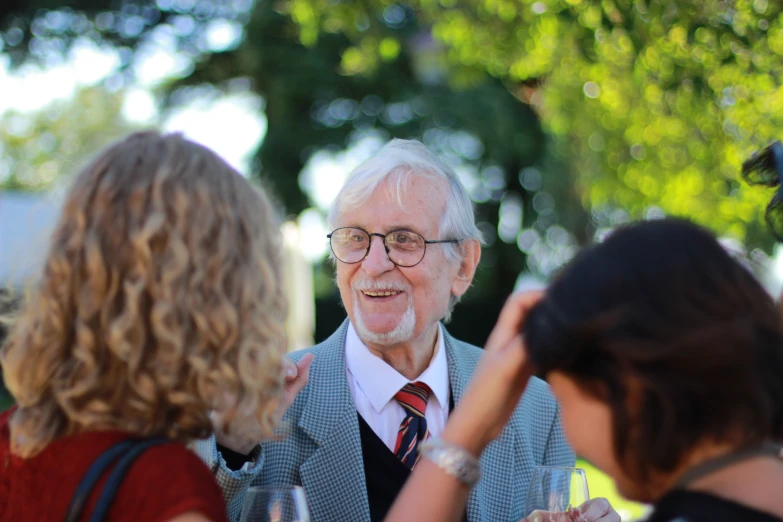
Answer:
[{"left": 345, "top": 321, "right": 450, "bottom": 414}]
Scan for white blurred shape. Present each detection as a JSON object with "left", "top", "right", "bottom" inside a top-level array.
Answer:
[
  {"left": 514, "top": 272, "right": 546, "bottom": 293},
  {"left": 122, "top": 88, "right": 158, "bottom": 124},
  {"left": 69, "top": 39, "right": 121, "bottom": 85},
  {"left": 282, "top": 220, "right": 315, "bottom": 351},
  {"left": 0, "top": 191, "right": 64, "bottom": 287},
  {"left": 163, "top": 93, "right": 267, "bottom": 174},
  {"left": 133, "top": 45, "right": 191, "bottom": 87},
  {"left": 299, "top": 132, "right": 386, "bottom": 212},
  {"left": 297, "top": 208, "right": 329, "bottom": 262},
  {"left": 204, "top": 20, "right": 243, "bottom": 52}
]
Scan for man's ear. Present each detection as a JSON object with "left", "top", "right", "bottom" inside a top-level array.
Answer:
[{"left": 451, "top": 239, "right": 481, "bottom": 298}]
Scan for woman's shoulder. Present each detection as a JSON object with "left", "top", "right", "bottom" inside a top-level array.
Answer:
[
  {"left": 0, "top": 407, "right": 13, "bottom": 512},
  {"left": 1, "top": 422, "right": 227, "bottom": 522},
  {"left": 648, "top": 490, "right": 783, "bottom": 522},
  {"left": 119, "top": 440, "right": 229, "bottom": 522}
]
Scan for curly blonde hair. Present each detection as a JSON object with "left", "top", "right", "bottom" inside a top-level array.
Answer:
[{"left": 1, "top": 131, "right": 287, "bottom": 458}]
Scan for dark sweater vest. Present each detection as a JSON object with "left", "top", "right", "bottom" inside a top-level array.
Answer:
[
  {"left": 358, "top": 413, "right": 411, "bottom": 522},
  {"left": 219, "top": 396, "right": 466, "bottom": 521},
  {"left": 358, "top": 392, "right": 466, "bottom": 522}
]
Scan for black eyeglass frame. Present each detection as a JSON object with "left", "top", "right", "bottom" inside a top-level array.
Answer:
[{"left": 326, "top": 227, "right": 461, "bottom": 268}]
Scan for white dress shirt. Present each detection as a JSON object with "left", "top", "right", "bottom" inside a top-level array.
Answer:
[{"left": 345, "top": 322, "right": 450, "bottom": 452}]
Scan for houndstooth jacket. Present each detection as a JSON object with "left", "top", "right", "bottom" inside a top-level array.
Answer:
[{"left": 193, "top": 320, "right": 574, "bottom": 522}]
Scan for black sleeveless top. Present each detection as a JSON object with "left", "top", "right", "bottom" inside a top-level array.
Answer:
[{"left": 647, "top": 490, "right": 783, "bottom": 522}]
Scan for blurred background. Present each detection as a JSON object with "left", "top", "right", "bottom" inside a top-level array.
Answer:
[{"left": 1, "top": 1, "right": 783, "bottom": 518}]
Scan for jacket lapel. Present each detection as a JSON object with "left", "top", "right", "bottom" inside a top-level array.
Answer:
[
  {"left": 443, "top": 329, "right": 517, "bottom": 522},
  {"left": 297, "top": 321, "right": 371, "bottom": 522}
]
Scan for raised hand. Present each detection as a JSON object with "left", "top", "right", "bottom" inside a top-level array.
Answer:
[
  {"left": 442, "top": 291, "right": 543, "bottom": 455},
  {"left": 212, "top": 353, "right": 315, "bottom": 455},
  {"left": 570, "top": 498, "right": 621, "bottom": 522},
  {"left": 524, "top": 498, "right": 620, "bottom": 522}
]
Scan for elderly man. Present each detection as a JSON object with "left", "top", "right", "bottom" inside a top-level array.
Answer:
[{"left": 194, "top": 139, "right": 619, "bottom": 522}]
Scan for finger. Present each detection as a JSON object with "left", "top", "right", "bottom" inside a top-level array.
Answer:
[
  {"left": 576, "top": 498, "right": 612, "bottom": 522},
  {"left": 282, "top": 356, "right": 298, "bottom": 380},
  {"left": 498, "top": 333, "right": 525, "bottom": 356},
  {"left": 286, "top": 353, "right": 315, "bottom": 396},
  {"left": 485, "top": 290, "right": 543, "bottom": 352},
  {"left": 524, "top": 511, "right": 572, "bottom": 522},
  {"left": 491, "top": 334, "right": 527, "bottom": 376},
  {"left": 501, "top": 335, "right": 535, "bottom": 388},
  {"left": 295, "top": 353, "right": 315, "bottom": 385},
  {"left": 592, "top": 508, "right": 621, "bottom": 522}
]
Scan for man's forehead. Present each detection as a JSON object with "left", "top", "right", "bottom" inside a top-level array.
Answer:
[
  {"left": 338, "top": 204, "right": 432, "bottom": 232},
  {"left": 355, "top": 222, "right": 427, "bottom": 234},
  {"left": 345, "top": 195, "right": 443, "bottom": 225}
]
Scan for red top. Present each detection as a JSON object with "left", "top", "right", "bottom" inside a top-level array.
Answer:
[{"left": 0, "top": 408, "right": 229, "bottom": 522}]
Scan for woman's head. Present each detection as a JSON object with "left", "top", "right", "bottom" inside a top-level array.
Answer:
[
  {"left": 1, "top": 131, "right": 286, "bottom": 457},
  {"left": 525, "top": 218, "right": 783, "bottom": 500}
]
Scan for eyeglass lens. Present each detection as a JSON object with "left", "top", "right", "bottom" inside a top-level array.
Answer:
[{"left": 329, "top": 228, "right": 426, "bottom": 267}]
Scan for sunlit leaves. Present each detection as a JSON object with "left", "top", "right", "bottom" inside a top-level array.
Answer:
[
  {"left": 454, "top": 0, "right": 783, "bottom": 245},
  {"left": 0, "top": 86, "right": 136, "bottom": 191},
  {"left": 532, "top": 1, "right": 783, "bottom": 244},
  {"left": 278, "top": 0, "right": 783, "bottom": 248}
]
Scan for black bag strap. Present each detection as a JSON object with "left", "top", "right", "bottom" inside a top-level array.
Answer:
[
  {"left": 63, "top": 437, "right": 169, "bottom": 522},
  {"left": 63, "top": 439, "right": 139, "bottom": 522}
]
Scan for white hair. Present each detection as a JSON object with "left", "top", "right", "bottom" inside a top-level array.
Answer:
[
  {"left": 328, "top": 139, "right": 484, "bottom": 321},
  {"left": 352, "top": 281, "right": 417, "bottom": 345}
]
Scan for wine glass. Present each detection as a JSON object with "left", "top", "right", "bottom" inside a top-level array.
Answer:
[
  {"left": 523, "top": 466, "right": 590, "bottom": 522},
  {"left": 239, "top": 486, "right": 312, "bottom": 522}
]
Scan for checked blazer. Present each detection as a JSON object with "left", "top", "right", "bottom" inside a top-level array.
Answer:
[{"left": 193, "top": 320, "right": 574, "bottom": 522}]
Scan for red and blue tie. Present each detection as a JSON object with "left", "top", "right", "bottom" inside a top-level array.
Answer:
[{"left": 393, "top": 381, "right": 432, "bottom": 469}]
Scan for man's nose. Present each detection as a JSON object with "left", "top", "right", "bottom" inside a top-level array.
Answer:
[{"left": 361, "top": 236, "right": 395, "bottom": 276}]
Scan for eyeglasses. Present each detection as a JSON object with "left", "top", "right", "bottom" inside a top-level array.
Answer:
[
  {"left": 327, "top": 227, "right": 461, "bottom": 268},
  {"left": 742, "top": 141, "right": 783, "bottom": 241}
]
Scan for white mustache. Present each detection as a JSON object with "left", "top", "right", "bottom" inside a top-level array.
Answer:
[{"left": 352, "top": 280, "right": 410, "bottom": 293}]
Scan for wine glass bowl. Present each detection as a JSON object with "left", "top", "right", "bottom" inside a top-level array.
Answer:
[
  {"left": 524, "top": 466, "right": 590, "bottom": 522},
  {"left": 239, "top": 486, "right": 311, "bottom": 522}
]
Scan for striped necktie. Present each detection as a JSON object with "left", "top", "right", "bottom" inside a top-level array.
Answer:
[{"left": 393, "top": 381, "right": 432, "bottom": 469}]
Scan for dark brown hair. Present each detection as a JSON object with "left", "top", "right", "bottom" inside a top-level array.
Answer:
[{"left": 525, "top": 218, "right": 783, "bottom": 483}]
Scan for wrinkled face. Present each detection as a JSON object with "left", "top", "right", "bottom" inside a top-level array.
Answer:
[
  {"left": 333, "top": 175, "right": 467, "bottom": 347},
  {"left": 547, "top": 371, "right": 644, "bottom": 500}
]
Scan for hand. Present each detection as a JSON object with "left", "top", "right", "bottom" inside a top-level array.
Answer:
[
  {"left": 524, "top": 509, "right": 573, "bottom": 522},
  {"left": 278, "top": 353, "right": 315, "bottom": 422},
  {"left": 441, "top": 291, "right": 543, "bottom": 455},
  {"left": 523, "top": 498, "right": 620, "bottom": 522},
  {"left": 212, "top": 353, "right": 315, "bottom": 454},
  {"left": 571, "top": 498, "right": 621, "bottom": 522}
]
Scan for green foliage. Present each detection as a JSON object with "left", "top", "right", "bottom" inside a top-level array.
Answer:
[
  {"left": 3, "top": 0, "right": 779, "bottom": 287},
  {"left": 0, "top": 394, "right": 13, "bottom": 412},
  {"left": 0, "top": 86, "right": 136, "bottom": 191},
  {"left": 1, "top": 0, "right": 581, "bottom": 295},
  {"left": 169, "top": 1, "right": 582, "bottom": 291},
  {"left": 279, "top": 0, "right": 783, "bottom": 246}
]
